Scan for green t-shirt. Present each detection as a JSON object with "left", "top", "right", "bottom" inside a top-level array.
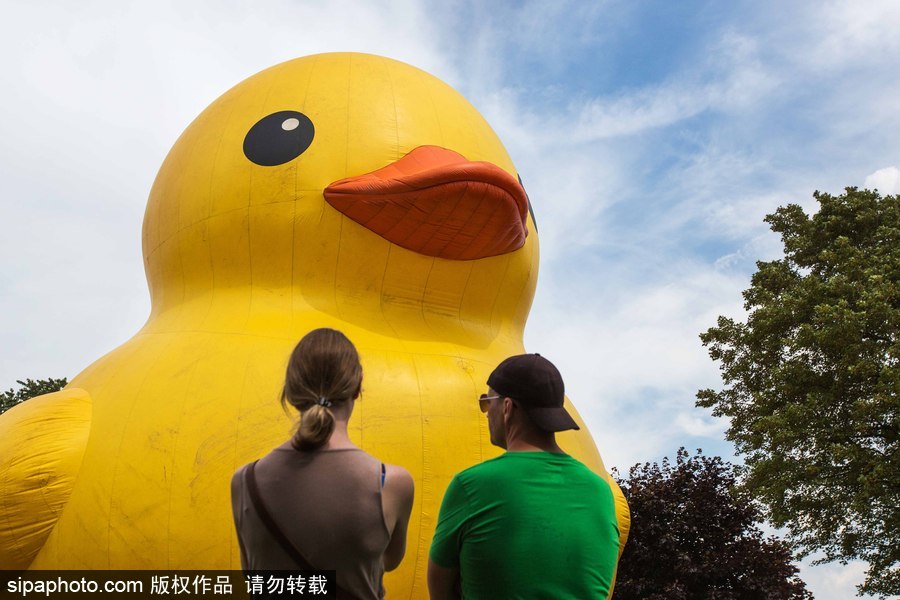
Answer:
[{"left": 429, "top": 452, "right": 619, "bottom": 599}]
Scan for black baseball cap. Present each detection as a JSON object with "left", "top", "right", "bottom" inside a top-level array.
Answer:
[{"left": 486, "top": 353, "right": 579, "bottom": 432}]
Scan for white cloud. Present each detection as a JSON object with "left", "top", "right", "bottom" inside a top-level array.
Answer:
[
  {"left": 674, "top": 412, "right": 726, "bottom": 438},
  {"left": 864, "top": 166, "right": 899, "bottom": 194},
  {"left": 575, "top": 84, "right": 714, "bottom": 140},
  {"left": 711, "top": 31, "right": 780, "bottom": 111},
  {"left": 799, "top": 555, "right": 872, "bottom": 600},
  {"left": 801, "top": 0, "right": 900, "bottom": 71}
]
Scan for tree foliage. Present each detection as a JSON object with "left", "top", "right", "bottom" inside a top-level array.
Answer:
[
  {"left": 698, "top": 188, "right": 899, "bottom": 597},
  {"left": 613, "top": 448, "right": 811, "bottom": 600},
  {"left": 0, "top": 378, "right": 68, "bottom": 414}
]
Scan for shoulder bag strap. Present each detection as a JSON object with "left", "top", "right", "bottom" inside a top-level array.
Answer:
[
  {"left": 245, "top": 460, "right": 363, "bottom": 600},
  {"left": 245, "top": 460, "right": 315, "bottom": 570}
]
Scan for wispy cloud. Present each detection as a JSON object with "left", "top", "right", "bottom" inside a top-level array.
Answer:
[
  {"left": 571, "top": 31, "right": 778, "bottom": 142},
  {"left": 799, "top": 0, "right": 900, "bottom": 71}
]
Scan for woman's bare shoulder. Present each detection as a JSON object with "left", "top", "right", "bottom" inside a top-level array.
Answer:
[{"left": 383, "top": 463, "right": 414, "bottom": 499}]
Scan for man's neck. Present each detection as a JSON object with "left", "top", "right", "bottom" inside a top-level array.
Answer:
[{"left": 505, "top": 436, "right": 564, "bottom": 453}]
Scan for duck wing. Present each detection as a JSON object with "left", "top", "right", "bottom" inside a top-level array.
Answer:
[{"left": 0, "top": 387, "right": 91, "bottom": 568}]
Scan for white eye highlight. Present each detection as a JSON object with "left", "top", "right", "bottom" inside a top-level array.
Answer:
[{"left": 282, "top": 118, "right": 300, "bottom": 131}]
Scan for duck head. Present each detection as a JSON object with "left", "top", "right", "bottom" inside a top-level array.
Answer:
[{"left": 142, "top": 53, "right": 539, "bottom": 344}]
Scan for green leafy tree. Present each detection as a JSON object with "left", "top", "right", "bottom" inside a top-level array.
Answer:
[
  {"left": 698, "top": 188, "right": 899, "bottom": 597},
  {"left": 613, "top": 448, "right": 811, "bottom": 600},
  {"left": 0, "top": 378, "right": 68, "bottom": 414}
]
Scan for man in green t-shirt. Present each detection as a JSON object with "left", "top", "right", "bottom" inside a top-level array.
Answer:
[{"left": 428, "top": 354, "right": 620, "bottom": 599}]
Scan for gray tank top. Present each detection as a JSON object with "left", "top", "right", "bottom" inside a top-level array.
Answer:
[{"left": 232, "top": 447, "right": 390, "bottom": 599}]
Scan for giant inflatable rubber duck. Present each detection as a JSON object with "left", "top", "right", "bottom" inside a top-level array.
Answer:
[{"left": 0, "top": 53, "right": 629, "bottom": 596}]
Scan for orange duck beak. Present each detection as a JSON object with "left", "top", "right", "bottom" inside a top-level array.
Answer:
[{"left": 324, "top": 146, "right": 529, "bottom": 260}]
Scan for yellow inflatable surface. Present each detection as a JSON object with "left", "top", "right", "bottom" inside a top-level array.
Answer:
[{"left": 0, "top": 52, "right": 628, "bottom": 595}]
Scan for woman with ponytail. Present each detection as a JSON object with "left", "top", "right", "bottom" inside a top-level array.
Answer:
[{"left": 231, "top": 328, "right": 414, "bottom": 599}]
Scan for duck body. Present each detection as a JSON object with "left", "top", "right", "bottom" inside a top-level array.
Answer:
[{"left": 0, "top": 53, "right": 628, "bottom": 596}]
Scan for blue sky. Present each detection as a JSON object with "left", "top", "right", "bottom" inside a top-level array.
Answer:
[{"left": 1, "top": 1, "right": 897, "bottom": 596}]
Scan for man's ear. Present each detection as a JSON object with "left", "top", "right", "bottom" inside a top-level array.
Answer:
[{"left": 503, "top": 397, "right": 515, "bottom": 418}]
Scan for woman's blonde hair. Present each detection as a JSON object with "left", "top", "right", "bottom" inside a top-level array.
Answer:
[{"left": 281, "top": 328, "right": 362, "bottom": 450}]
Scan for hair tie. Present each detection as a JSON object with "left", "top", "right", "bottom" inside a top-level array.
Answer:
[{"left": 318, "top": 397, "right": 333, "bottom": 408}]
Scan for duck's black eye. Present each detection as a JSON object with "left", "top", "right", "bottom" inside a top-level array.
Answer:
[{"left": 243, "top": 110, "right": 315, "bottom": 166}]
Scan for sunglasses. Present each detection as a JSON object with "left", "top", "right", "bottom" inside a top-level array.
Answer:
[{"left": 478, "top": 394, "right": 503, "bottom": 413}]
